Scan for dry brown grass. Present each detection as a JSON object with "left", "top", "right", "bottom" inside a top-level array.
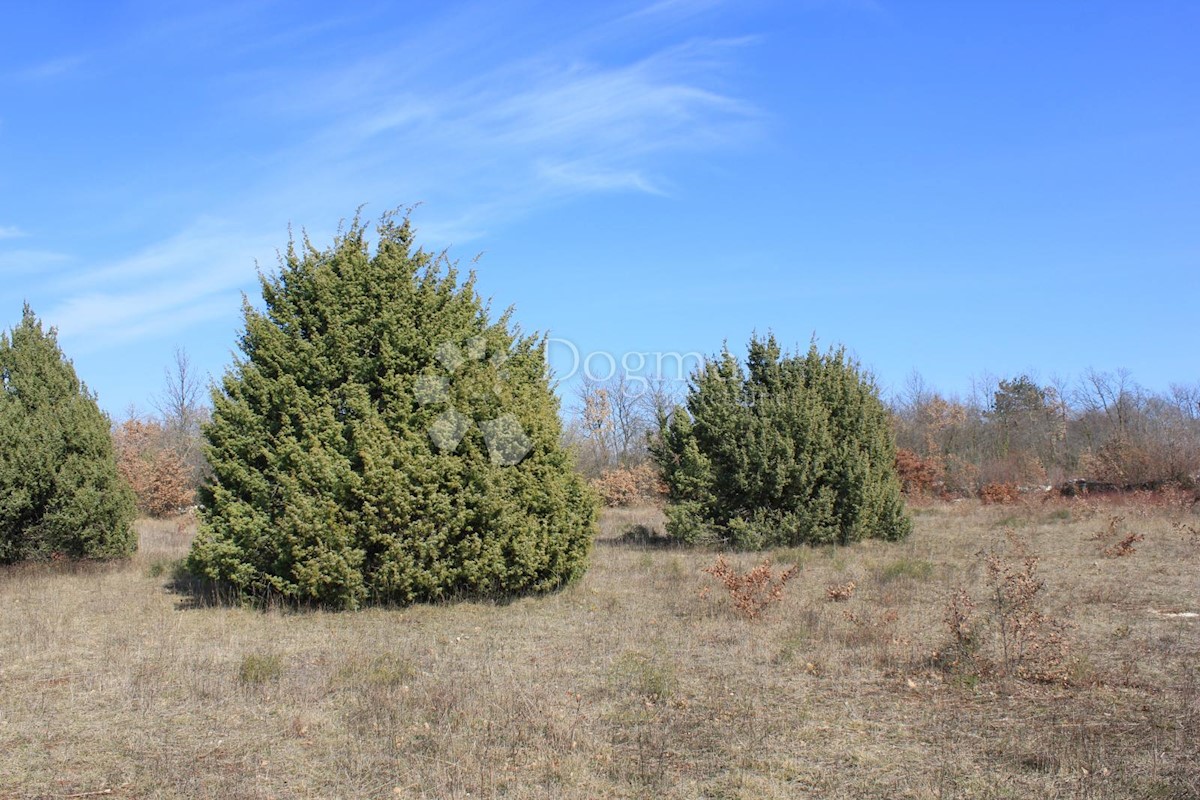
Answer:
[{"left": 1, "top": 501, "right": 1197, "bottom": 798}]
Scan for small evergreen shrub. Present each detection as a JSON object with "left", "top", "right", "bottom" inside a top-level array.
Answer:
[
  {"left": 0, "top": 306, "right": 136, "bottom": 563},
  {"left": 651, "top": 335, "right": 911, "bottom": 547},
  {"left": 186, "top": 211, "right": 597, "bottom": 608}
]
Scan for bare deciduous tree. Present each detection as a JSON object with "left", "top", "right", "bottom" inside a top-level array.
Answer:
[{"left": 152, "top": 347, "right": 210, "bottom": 489}]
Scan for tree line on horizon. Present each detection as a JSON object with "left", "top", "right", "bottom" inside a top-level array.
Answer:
[
  {"left": 890, "top": 370, "right": 1200, "bottom": 498},
  {"left": 2, "top": 210, "right": 1196, "bottom": 608},
  {"left": 113, "top": 357, "right": 1200, "bottom": 509},
  {"left": 568, "top": 367, "right": 1200, "bottom": 503}
]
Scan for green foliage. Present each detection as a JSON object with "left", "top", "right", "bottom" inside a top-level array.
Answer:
[
  {"left": 611, "top": 650, "right": 675, "bottom": 701},
  {"left": 238, "top": 652, "right": 283, "bottom": 684},
  {"left": 651, "top": 335, "right": 911, "bottom": 548},
  {"left": 0, "top": 306, "right": 137, "bottom": 563},
  {"left": 878, "top": 556, "right": 934, "bottom": 583},
  {"left": 186, "top": 211, "right": 597, "bottom": 609}
]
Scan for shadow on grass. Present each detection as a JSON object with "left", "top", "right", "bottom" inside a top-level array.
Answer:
[
  {"left": 166, "top": 564, "right": 253, "bottom": 611},
  {"left": 0, "top": 557, "right": 129, "bottom": 580},
  {"left": 164, "top": 561, "right": 580, "bottom": 612},
  {"left": 598, "top": 523, "right": 680, "bottom": 550}
]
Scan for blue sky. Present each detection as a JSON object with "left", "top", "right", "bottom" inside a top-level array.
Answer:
[{"left": 2, "top": 0, "right": 1197, "bottom": 417}]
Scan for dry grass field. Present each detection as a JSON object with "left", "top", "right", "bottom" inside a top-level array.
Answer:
[{"left": 1, "top": 499, "right": 1197, "bottom": 799}]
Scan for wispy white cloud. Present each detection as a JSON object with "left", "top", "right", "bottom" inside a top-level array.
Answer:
[
  {"left": 794, "top": 0, "right": 887, "bottom": 14},
  {"left": 44, "top": 220, "right": 275, "bottom": 352},
  {"left": 8, "top": 54, "right": 87, "bottom": 82},
  {"left": 0, "top": 249, "right": 70, "bottom": 275},
  {"left": 0, "top": 225, "right": 25, "bottom": 240},
  {"left": 619, "top": 0, "right": 731, "bottom": 24},
  {"left": 253, "top": 30, "right": 761, "bottom": 243},
  {"left": 536, "top": 159, "right": 664, "bottom": 195},
  {"left": 57, "top": 218, "right": 269, "bottom": 290},
  {"left": 31, "top": 2, "right": 764, "bottom": 351}
]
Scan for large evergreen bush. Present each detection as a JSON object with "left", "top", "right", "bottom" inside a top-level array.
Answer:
[
  {"left": 651, "top": 335, "right": 911, "bottom": 548},
  {"left": 0, "top": 306, "right": 137, "bottom": 563},
  {"left": 186, "top": 212, "right": 596, "bottom": 608}
]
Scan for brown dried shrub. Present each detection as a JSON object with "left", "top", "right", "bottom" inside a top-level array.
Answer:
[
  {"left": 939, "top": 531, "right": 1073, "bottom": 685},
  {"left": 113, "top": 419, "right": 195, "bottom": 518},
  {"left": 894, "top": 449, "right": 944, "bottom": 496},
  {"left": 979, "top": 482, "right": 1020, "bottom": 505},
  {"left": 593, "top": 463, "right": 667, "bottom": 507},
  {"left": 825, "top": 581, "right": 856, "bottom": 602},
  {"left": 701, "top": 555, "right": 799, "bottom": 620},
  {"left": 1092, "top": 515, "right": 1146, "bottom": 556},
  {"left": 1103, "top": 532, "right": 1145, "bottom": 557}
]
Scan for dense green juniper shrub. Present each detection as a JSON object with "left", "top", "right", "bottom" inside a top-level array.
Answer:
[
  {"left": 186, "top": 211, "right": 596, "bottom": 608},
  {"left": 0, "top": 306, "right": 136, "bottom": 563},
  {"left": 651, "top": 335, "right": 911, "bottom": 548}
]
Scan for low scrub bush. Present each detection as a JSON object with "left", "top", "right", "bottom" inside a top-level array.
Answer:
[
  {"left": 895, "top": 449, "right": 944, "bottom": 496},
  {"left": 238, "top": 653, "right": 283, "bottom": 685},
  {"left": 878, "top": 557, "right": 934, "bottom": 583},
  {"left": 940, "top": 532, "right": 1073, "bottom": 684},
  {"left": 701, "top": 555, "right": 799, "bottom": 620},
  {"left": 979, "top": 482, "right": 1020, "bottom": 505},
  {"left": 611, "top": 651, "right": 675, "bottom": 702},
  {"left": 593, "top": 463, "right": 666, "bottom": 507}
]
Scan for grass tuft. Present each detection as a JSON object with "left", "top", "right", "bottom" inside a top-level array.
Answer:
[{"left": 238, "top": 652, "right": 283, "bottom": 684}]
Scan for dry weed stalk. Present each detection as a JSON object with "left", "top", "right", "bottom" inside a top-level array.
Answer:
[
  {"left": 938, "top": 531, "right": 1074, "bottom": 685},
  {"left": 942, "top": 586, "right": 979, "bottom": 674},
  {"left": 1171, "top": 519, "right": 1199, "bottom": 545},
  {"left": 1089, "top": 514, "right": 1125, "bottom": 541},
  {"left": 702, "top": 555, "right": 799, "bottom": 620},
  {"left": 983, "top": 535, "right": 1073, "bottom": 683},
  {"left": 1102, "top": 531, "right": 1145, "bottom": 557}
]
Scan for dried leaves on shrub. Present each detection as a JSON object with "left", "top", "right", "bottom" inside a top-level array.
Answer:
[
  {"left": 940, "top": 532, "right": 1074, "bottom": 685},
  {"left": 593, "top": 463, "right": 667, "bottom": 507},
  {"left": 113, "top": 419, "right": 195, "bottom": 518},
  {"left": 825, "top": 581, "right": 856, "bottom": 602},
  {"left": 979, "top": 482, "right": 1020, "bottom": 505},
  {"left": 702, "top": 555, "right": 798, "bottom": 620}
]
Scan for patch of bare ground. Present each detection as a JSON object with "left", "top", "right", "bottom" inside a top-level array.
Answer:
[{"left": 0, "top": 500, "right": 1196, "bottom": 798}]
